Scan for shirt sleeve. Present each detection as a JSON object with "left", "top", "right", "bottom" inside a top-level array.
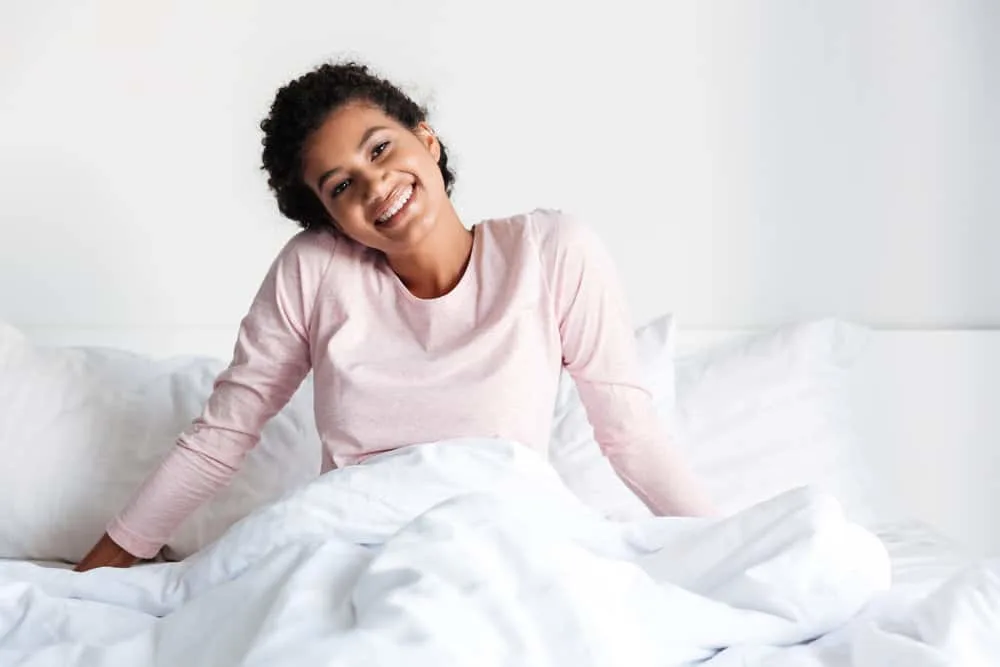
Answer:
[
  {"left": 535, "top": 210, "right": 713, "bottom": 517},
  {"left": 106, "top": 232, "right": 334, "bottom": 558}
]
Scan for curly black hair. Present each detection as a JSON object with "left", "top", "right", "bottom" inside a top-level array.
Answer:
[{"left": 260, "top": 61, "right": 456, "bottom": 233}]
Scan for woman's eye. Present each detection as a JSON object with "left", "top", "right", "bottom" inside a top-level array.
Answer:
[
  {"left": 372, "top": 141, "right": 389, "bottom": 159},
  {"left": 331, "top": 179, "right": 350, "bottom": 198}
]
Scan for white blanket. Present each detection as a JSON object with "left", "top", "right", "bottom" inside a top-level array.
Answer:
[{"left": 1, "top": 438, "right": 998, "bottom": 666}]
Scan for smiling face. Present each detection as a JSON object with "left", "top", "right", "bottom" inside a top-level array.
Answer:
[{"left": 300, "top": 101, "right": 446, "bottom": 255}]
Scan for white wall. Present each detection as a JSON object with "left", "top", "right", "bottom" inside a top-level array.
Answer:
[
  {"left": 1, "top": 2, "right": 998, "bottom": 550},
  {"left": 1, "top": 0, "right": 996, "bottom": 330}
]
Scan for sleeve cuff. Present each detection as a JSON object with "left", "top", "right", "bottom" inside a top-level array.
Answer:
[{"left": 106, "top": 517, "right": 164, "bottom": 560}]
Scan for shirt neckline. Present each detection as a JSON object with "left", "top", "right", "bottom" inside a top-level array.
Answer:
[{"left": 384, "top": 223, "right": 480, "bottom": 306}]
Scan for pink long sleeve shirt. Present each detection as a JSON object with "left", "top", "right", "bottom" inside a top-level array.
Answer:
[{"left": 109, "top": 209, "right": 707, "bottom": 558}]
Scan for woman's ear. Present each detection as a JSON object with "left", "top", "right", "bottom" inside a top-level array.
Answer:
[{"left": 414, "top": 122, "right": 441, "bottom": 162}]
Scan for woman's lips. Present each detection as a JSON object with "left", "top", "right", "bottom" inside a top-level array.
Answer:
[{"left": 375, "top": 184, "right": 416, "bottom": 228}]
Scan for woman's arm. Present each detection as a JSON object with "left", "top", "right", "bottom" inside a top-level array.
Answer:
[
  {"left": 77, "top": 232, "right": 335, "bottom": 567},
  {"left": 538, "top": 211, "right": 713, "bottom": 517}
]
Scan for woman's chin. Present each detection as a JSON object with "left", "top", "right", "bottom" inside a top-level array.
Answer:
[{"left": 380, "top": 207, "right": 435, "bottom": 244}]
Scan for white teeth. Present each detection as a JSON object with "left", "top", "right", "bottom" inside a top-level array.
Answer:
[{"left": 377, "top": 186, "right": 413, "bottom": 223}]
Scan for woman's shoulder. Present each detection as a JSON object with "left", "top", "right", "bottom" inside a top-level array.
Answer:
[
  {"left": 488, "top": 208, "right": 606, "bottom": 264},
  {"left": 257, "top": 229, "right": 349, "bottom": 298},
  {"left": 479, "top": 208, "right": 594, "bottom": 254},
  {"left": 269, "top": 228, "right": 355, "bottom": 275},
  {"left": 478, "top": 210, "right": 612, "bottom": 298},
  {"left": 277, "top": 228, "right": 340, "bottom": 261}
]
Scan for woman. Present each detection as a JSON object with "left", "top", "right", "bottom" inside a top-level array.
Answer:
[{"left": 76, "top": 61, "right": 711, "bottom": 572}]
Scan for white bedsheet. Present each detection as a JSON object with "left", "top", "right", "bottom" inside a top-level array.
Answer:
[{"left": 1, "top": 438, "right": 997, "bottom": 666}]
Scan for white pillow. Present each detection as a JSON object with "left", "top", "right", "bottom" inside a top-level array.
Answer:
[
  {"left": 0, "top": 322, "right": 321, "bottom": 562},
  {"left": 549, "top": 316, "right": 885, "bottom": 526},
  {"left": 548, "top": 313, "right": 676, "bottom": 520},
  {"left": 672, "top": 318, "right": 885, "bottom": 524}
]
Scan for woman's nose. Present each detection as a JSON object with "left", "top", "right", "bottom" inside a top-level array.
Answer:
[{"left": 362, "top": 168, "right": 392, "bottom": 206}]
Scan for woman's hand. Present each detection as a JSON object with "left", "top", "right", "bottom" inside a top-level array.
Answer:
[{"left": 74, "top": 533, "right": 140, "bottom": 572}]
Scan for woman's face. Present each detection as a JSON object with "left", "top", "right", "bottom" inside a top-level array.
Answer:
[{"left": 301, "top": 102, "right": 445, "bottom": 254}]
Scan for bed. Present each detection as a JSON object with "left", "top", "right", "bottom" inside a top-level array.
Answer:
[{"left": 1, "top": 317, "right": 998, "bottom": 665}]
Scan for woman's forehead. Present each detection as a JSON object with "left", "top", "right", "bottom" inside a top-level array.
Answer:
[{"left": 319, "top": 103, "right": 399, "bottom": 142}]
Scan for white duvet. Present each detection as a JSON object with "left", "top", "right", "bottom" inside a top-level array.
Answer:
[{"left": 1, "top": 438, "right": 998, "bottom": 666}]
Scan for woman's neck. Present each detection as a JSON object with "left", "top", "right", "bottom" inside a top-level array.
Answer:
[{"left": 386, "top": 207, "right": 474, "bottom": 299}]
